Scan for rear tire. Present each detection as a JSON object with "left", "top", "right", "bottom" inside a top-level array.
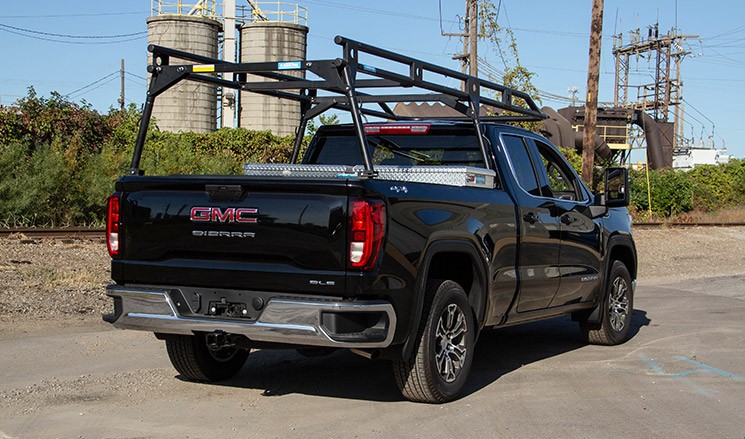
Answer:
[
  {"left": 581, "top": 261, "right": 634, "bottom": 345},
  {"left": 164, "top": 333, "right": 249, "bottom": 382},
  {"left": 393, "top": 280, "right": 475, "bottom": 403}
]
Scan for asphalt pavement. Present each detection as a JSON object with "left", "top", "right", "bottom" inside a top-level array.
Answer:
[{"left": 1, "top": 274, "right": 744, "bottom": 439}]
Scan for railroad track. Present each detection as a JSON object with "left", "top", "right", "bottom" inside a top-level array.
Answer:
[
  {"left": 1, "top": 223, "right": 744, "bottom": 240},
  {"left": 632, "top": 222, "right": 745, "bottom": 228},
  {"left": 0, "top": 227, "right": 105, "bottom": 239}
]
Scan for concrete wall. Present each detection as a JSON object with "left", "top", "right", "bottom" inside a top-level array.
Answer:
[
  {"left": 239, "top": 22, "right": 308, "bottom": 137},
  {"left": 146, "top": 15, "right": 220, "bottom": 133}
]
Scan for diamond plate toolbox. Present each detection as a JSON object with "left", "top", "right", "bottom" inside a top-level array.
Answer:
[{"left": 243, "top": 164, "right": 495, "bottom": 189}]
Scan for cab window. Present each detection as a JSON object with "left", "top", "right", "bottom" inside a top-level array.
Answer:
[
  {"left": 501, "top": 135, "right": 541, "bottom": 196},
  {"left": 531, "top": 140, "right": 586, "bottom": 201}
]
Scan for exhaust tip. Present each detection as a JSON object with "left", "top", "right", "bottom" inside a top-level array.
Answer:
[{"left": 350, "top": 348, "right": 380, "bottom": 360}]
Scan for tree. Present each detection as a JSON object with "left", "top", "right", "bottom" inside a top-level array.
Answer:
[
  {"left": 477, "top": 0, "right": 541, "bottom": 130},
  {"left": 306, "top": 113, "right": 340, "bottom": 137}
]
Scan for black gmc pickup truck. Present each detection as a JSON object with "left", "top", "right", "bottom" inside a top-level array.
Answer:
[{"left": 104, "top": 37, "right": 637, "bottom": 403}]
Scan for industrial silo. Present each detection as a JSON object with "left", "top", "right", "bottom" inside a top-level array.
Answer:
[
  {"left": 146, "top": 11, "right": 220, "bottom": 133},
  {"left": 239, "top": 6, "right": 308, "bottom": 137}
]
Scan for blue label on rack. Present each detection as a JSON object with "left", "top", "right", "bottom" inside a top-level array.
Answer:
[
  {"left": 360, "top": 64, "right": 377, "bottom": 73},
  {"left": 277, "top": 61, "right": 302, "bottom": 70}
]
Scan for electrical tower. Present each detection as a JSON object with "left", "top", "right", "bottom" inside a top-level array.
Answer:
[{"left": 612, "top": 24, "right": 698, "bottom": 151}]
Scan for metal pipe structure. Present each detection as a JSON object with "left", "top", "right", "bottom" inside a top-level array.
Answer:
[
  {"left": 541, "top": 106, "right": 611, "bottom": 159},
  {"left": 542, "top": 107, "right": 577, "bottom": 151},
  {"left": 634, "top": 110, "right": 667, "bottom": 169}
]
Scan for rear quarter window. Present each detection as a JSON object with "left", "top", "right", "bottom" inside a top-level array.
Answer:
[{"left": 304, "top": 131, "right": 486, "bottom": 168}]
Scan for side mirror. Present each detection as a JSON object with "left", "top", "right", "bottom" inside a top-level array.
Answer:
[{"left": 604, "top": 167, "right": 629, "bottom": 207}]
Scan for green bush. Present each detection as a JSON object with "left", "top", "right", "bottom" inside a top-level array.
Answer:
[
  {"left": 0, "top": 142, "right": 74, "bottom": 226},
  {"left": 0, "top": 90, "right": 299, "bottom": 226},
  {"left": 722, "top": 158, "right": 745, "bottom": 205},
  {"left": 628, "top": 168, "right": 649, "bottom": 215},
  {"left": 0, "top": 88, "right": 112, "bottom": 159},
  {"left": 627, "top": 161, "right": 745, "bottom": 218},
  {"left": 654, "top": 169, "right": 693, "bottom": 216},
  {"left": 687, "top": 165, "right": 732, "bottom": 212},
  {"left": 630, "top": 168, "right": 693, "bottom": 217}
]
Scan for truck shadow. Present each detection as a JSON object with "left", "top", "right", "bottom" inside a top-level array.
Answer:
[
  {"left": 205, "top": 309, "right": 650, "bottom": 402},
  {"left": 463, "top": 309, "right": 649, "bottom": 398}
]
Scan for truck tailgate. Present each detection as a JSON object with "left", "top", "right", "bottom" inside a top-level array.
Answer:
[{"left": 113, "top": 176, "right": 349, "bottom": 294}]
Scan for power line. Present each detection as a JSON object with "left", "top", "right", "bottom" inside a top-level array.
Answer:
[
  {"left": 307, "top": 33, "right": 452, "bottom": 59},
  {"left": 125, "top": 77, "right": 148, "bottom": 89},
  {"left": 65, "top": 72, "right": 119, "bottom": 98},
  {"left": 300, "top": 1, "right": 607, "bottom": 39},
  {"left": 0, "top": 22, "right": 146, "bottom": 39},
  {"left": 0, "top": 11, "right": 147, "bottom": 19},
  {"left": 679, "top": 107, "right": 708, "bottom": 135},
  {"left": 703, "top": 24, "right": 745, "bottom": 41},
  {"left": 680, "top": 98, "right": 721, "bottom": 141},
  {"left": 0, "top": 25, "right": 146, "bottom": 45},
  {"left": 690, "top": 56, "right": 745, "bottom": 69},
  {"left": 125, "top": 71, "right": 149, "bottom": 82},
  {"left": 300, "top": 0, "right": 455, "bottom": 24},
  {"left": 72, "top": 76, "right": 119, "bottom": 98},
  {"left": 71, "top": 76, "right": 120, "bottom": 98}
]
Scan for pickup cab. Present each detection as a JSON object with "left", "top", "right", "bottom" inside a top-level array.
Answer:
[{"left": 104, "top": 37, "right": 637, "bottom": 403}]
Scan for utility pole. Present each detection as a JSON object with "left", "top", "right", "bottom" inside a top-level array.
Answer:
[
  {"left": 582, "top": 0, "right": 603, "bottom": 186},
  {"left": 119, "top": 59, "right": 125, "bottom": 111},
  {"left": 460, "top": 4, "right": 470, "bottom": 74},
  {"left": 443, "top": 0, "right": 478, "bottom": 79},
  {"left": 468, "top": 0, "right": 478, "bottom": 77}
]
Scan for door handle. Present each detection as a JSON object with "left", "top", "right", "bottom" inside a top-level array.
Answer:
[
  {"left": 560, "top": 215, "right": 574, "bottom": 225},
  {"left": 523, "top": 212, "right": 538, "bottom": 224}
]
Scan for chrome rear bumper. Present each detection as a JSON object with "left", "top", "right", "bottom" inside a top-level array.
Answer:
[{"left": 106, "top": 286, "right": 396, "bottom": 349}]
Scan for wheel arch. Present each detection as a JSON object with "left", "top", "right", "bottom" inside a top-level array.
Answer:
[
  {"left": 606, "top": 235, "right": 637, "bottom": 281},
  {"left": 585, "top": 234, "right": 637, "bottom": 325},
  {"left": 400, "top": 238, "right": 489, "bottom": 360}
]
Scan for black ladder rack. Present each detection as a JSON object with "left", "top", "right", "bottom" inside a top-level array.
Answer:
[{"left": 129, "top": 35, "right": 547, "bottom": 177}]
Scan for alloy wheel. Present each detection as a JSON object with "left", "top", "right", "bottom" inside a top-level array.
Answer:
[
  {"left": 608, "top": 277, "right": 630, "bottom": 332},
  {"left": 435, "top": 303, "right": 468, "bottom": 383}
]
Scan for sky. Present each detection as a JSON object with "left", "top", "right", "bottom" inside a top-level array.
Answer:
[{"left": 1, "top": 0, "right": 744, "bottom": 159}]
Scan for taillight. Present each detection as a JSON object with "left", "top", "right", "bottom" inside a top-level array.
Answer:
[
  {"left": 106, "top": 193, "right": 121, "bottom": 257},
  {"left": 349, "top": 199, "right": 386, "bottom": 270}
]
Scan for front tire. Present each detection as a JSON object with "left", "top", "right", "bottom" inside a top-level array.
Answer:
[
  {"left": 581, "top": 260, "right": 634, "bottom": 345},
  {"left": 164, "top": 333, "right": 249, "bottom": 382},
  {"left": 393, "top": 280, "right": 475, "bottom": 403}
]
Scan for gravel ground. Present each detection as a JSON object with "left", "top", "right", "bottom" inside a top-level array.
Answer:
[
  {"left": 633, "top": 226, "right": 745, "bottom": 283},
  {"left": 0, "top": 236, "right": 109, "bottom": 321},
  {"left": 0, "top": 227, "right": 744, "bottom": 322}
]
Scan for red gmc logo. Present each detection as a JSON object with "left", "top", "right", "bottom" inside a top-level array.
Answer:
[{"left": 190, "top": 207, "right": 259, "bottom": 223}]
